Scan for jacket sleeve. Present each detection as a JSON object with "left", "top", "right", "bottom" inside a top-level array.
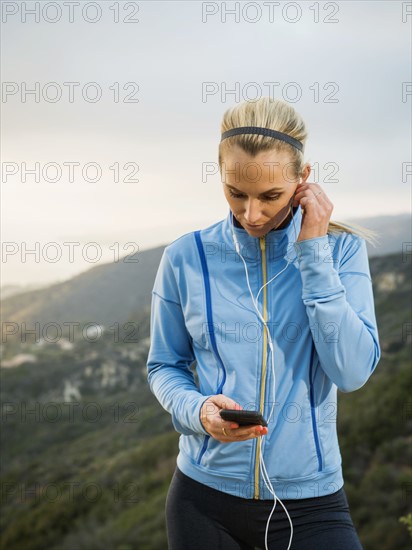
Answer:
[
  {"left": 293, "top": 233, "right": 381, "bottom": 392},
  {"left": 146, "top": 248, "right": 213, "bottom": 436}
]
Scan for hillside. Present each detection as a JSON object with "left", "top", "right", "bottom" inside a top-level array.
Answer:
[{"left": 0, "top": 246, "right": 165, "bottom": 332}]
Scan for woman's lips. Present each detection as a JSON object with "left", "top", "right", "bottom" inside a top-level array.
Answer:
[{"left": 245, "top": 222, "right": 264, "bottom": 228}]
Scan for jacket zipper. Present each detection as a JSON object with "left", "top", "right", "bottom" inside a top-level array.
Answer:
[{"left": 254, "top": 235, "right": 268, "bottom": 499}]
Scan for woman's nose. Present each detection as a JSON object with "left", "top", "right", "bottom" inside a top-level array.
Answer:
[{"left": 244, "top": 200, "right": 262, "bottom": 224}]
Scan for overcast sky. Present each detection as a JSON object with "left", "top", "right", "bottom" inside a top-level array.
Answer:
[{"left": 1, "top": 0, "right": 411, "bottom": 286}]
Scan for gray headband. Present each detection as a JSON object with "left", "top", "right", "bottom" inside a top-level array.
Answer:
[{"left": 221, "top": 126, "right": 303, "bottom": 152}]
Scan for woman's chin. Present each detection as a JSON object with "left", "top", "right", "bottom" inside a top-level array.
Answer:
[{"left": 243, "top": 224, "right": 268, "bottom": 236}]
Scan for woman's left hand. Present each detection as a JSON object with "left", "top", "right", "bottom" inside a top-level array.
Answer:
[{"left": 292, "top": 182, "right": 334, "bottom": 242}]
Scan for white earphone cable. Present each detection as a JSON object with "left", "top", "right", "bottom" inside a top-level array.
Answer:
[{"left": 230, "top": 195, "right": 300, "bottom": 550}]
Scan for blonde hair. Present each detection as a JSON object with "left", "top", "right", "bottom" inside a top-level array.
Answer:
[{"left": 218, "top": 97, "right": 380, "bottom": 247}]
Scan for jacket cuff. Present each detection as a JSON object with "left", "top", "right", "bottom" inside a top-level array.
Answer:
[
  {"left": 196, "top": 395, "right": 214, "bottom": 436},
  {"left": 293, "top": 236, "right": 344, "bottom": 298}
]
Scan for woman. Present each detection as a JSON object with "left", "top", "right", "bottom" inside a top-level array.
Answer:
[{"left": 146, "top": 97, "right": 381, "bottom": 550}]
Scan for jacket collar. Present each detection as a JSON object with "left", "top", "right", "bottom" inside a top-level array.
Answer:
[{"left": 222, "top": 205, "right": 302, "bottom": 263}]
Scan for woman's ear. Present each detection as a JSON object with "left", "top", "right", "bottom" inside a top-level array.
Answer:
[{"left": 300, "top": 163, "right": 311, "bottom": 183}]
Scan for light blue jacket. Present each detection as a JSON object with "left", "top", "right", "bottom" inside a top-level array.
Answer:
[{"left": 146, "top": 206, "right": 381, "bottom": 500}]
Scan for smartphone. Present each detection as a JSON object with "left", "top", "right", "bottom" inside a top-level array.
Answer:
[{"left": 219, "top": 409, "right": 268, "bottom": 427}]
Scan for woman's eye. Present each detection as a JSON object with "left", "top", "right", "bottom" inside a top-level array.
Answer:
[
  {"left": 228, "top": 190, "right": 281, "bottom": 201},
  {"left": 263, "top": 195, "right": 281, "bottom": 201},
  {"left": 228, "top": 191, "right": 245, "bottom": 198}
]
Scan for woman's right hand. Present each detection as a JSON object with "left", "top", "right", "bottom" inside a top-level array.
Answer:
[{"left": 200, "top": 394, "right": 268, "bottom": 443}]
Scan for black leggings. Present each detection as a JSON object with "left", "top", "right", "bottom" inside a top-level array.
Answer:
[{"left": 165, "top": 466, "right": 363, "bottom": 550}]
